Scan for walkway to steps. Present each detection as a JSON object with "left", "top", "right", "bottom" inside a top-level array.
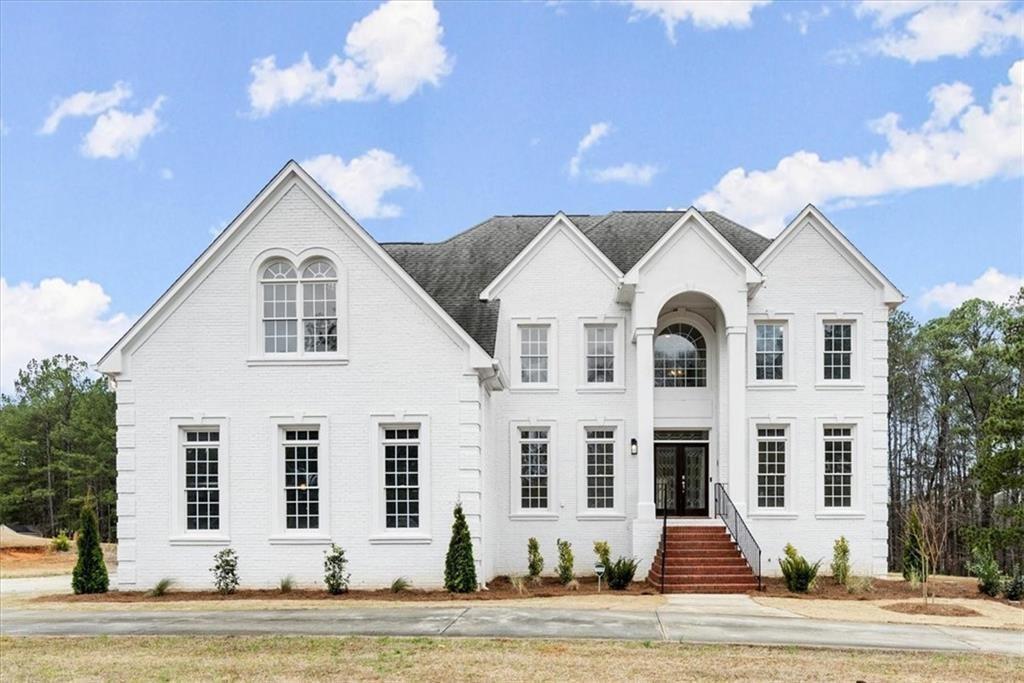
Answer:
[{"left": 647, "top": 522, "right": 759, "bottom": 593}]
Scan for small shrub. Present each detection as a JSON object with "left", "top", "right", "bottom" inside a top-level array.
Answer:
[
  {"left": 555, "top": 538, "right": 575, "bottom": 585},
  {"left": 509, "top": 574, "right": 526, "bottom": 595},
  {"left": 566, "top": 578, "right": 580, "bottom": 591},
  {"left": 51, "top": 531, "right": 71, "bottom": 552},
  {"left": 71, "top": 498, "right": 108, "bottom": 594},
  {"left": 1003, "top": 567, "right": 1023, "bottom": 601},
  {"left": 527, "top": 537, "right": 544, "bottom": 581},
  {"left": 210, "top": 548, "right": 239, "bottom": 595},
  {"left": 968, "top": 545, "right": 1004, "bottom": 597},
  {"left": 902, "top": 507, "right": 924, "bottom": 581},
  {"left": 444, "top": 503, "right": 477, "bottom": 593},
  {"left": 279, "top": 575, "right": 294, "bottom": 593},
  {"left": 391, "top": 577, "right": 411, "bottom": 593},
  {"left": 779, "top": 543, "right": 821, "bottom": 593},
  {"left": 607, "top": 556, "right": 639, "bottom": 590},
  {"left": 323, "top": 544, "right": 350, "bottom": 595},
  {"left": 846, "top": 575, "right": 874, "bottom": 595},
  {"left": 593, "top": 540, "right": 611, "bottom": 570},
  {"left": 831, "top": 536, "right": 850, "bottom": 586},
  {"left": 148, "top": 578, "right": 175, "bottom": 597}
]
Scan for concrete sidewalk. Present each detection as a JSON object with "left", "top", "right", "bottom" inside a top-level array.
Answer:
[{"left": 2, "top": 605, "right": 1021, "bottom": 656}]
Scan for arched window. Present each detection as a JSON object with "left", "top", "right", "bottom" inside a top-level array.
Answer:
[
  {"left": 262, "top": 261, "right": 297, "bottom": 353},
  {"left": 654, "top": 323, "right": 707, "bottom": 387},
  {"left": 300, "top": 259, "right": 337, "bottom": 353}
]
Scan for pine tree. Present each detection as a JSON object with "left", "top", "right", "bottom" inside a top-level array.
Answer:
[
  {"left": 444, "top": 502, "right": 476, "bottom": 592},
  {"left": 71, "top": 496, "right": 108, "bottom": 594}
]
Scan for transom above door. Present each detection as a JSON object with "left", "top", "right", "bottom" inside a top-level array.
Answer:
[{"left": 655, "top": 442, "right": 709, "bottom": 517}]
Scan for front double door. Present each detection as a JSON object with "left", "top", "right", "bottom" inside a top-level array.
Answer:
[{"left": 655, "top": 443, "right": 709, "bottom": 517}]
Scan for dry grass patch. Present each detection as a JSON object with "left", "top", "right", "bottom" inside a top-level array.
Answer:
[
  {"left": 883, "top": 602, "right": 983, "bottom": 617},
  {"left": 0, "top": 545, "right": 116, "bottom": 579},
  {"left": 1, "top": 636, "right": 1021, "bottom": 682}
]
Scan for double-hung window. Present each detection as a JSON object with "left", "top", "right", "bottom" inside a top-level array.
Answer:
[
  {"left": 585, "top": 325, "right": 615, "bottom": 383},
  {"left": 519, "top": 428, "right": 549, "bottom": 509},
  {"left": 283, "top": 428, "right": 319, "bottom": 530},
  {"left": 823, "top": 426, "right": 853, "bottom": 508},
  {"left": 383, "top": 427, "right": 420, "bottom": 529},
  {"left": 823, "top": 322, "right": 853, "bottom": 380},
  {"left": 520, "top": 326, "right": 550, "bottom": 384},
  {"left": 756, "top": 427, "right": 786, "bottom": 509},
  {"left": 755, "top": 323, "right": 785, "bottom": 381},
  {"left": 183, "top": 429, "right": 220, "bottom": 531},
  {"left": 585, "top": 428, "right": 615, "bottom": 509},
  {"left": 261, "top": 258, "right": 337, "bottom": 355}
]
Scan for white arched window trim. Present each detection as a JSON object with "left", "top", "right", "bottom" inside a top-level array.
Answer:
[{"left": 248, "top": 248, "right": 348, "bottom": 366}]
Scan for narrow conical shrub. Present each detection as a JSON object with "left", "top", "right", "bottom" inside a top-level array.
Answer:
[
  {"left": 71, "top": 497, "right": 108, "bottom": 594},
  {"left": 444, "top": 502, "right": 477, "bottom": 593}
]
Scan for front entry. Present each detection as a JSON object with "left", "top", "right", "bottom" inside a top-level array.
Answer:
[{"left": 654, "top": 443, "right": 709, "bottom": 516}]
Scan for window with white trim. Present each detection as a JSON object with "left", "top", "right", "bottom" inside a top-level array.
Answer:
[
  {"left": 183, "top": 428, "right": 220, "bottom": 531},
  {"left": 755, "top": 323, "right": 785, "bottom": 381},
  {"left": 585, "top": 325, "right": 615, "bottom": 383},
  {"left": 520, "top": 325, "right": 550, "bottom": 383},
  {"left": 260, "top": 258, "right": 338, "bottom": 354},
  {"left": 301, "top": 260, "right": 337, "bottom": 353},
  {"left": 823, "top": 426, "right": 853, "bottom": 507},
  {"left": 283, "top": 428, "right": 319, "bottom": 530},
  {"left": 261, "top": 261, "right": 297, "bottom": 353},
  {"left": 654, "top": 324, "right": 707, "bottom": 387},
  {"left": 823, "top": 322, "right": 852, "bottom": 380},
  {"left": 585, "top": 428, "right": 615, "bottom": 509},
  {"left": 519, "top": 427, "right": 549, "bottom": 509},
  {"left": 756, "top": 427, "right": 786, "bottom": 508},
  {"left": 383, "top": 427, "right": 420, "bottom": 529}
]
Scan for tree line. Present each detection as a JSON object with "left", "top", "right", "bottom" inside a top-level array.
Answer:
[
  {"left": 888, "top": 291, "right": 1023, "bottom": 574},
  {"left": 1, "top": 293, "right": 1021, "bottom": 571}
]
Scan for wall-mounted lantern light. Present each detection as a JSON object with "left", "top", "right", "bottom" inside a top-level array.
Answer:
[{"left": 630, "top": 438, "right": 638, "bottom": 456}]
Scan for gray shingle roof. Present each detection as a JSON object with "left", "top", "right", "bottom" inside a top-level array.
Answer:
[{"left": 382, "top": 211, "right": 770, "bottom": 356}]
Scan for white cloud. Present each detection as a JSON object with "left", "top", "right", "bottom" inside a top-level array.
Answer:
[
  {"left": 0, "top": 119, "right": 9, "bottom": 136},
  {"left": 160, "top": 168, "right": 174, "bottom": 181},
  {"left": 80, "top": 96, "right": 165, "bottom": 159},
  {"left": 785, "top": 4, "right": 831, "bottom": 35},
  {"left": 589, "top": 162, "right": 660, "bottom": 186},
  {"left": 627, "top": 1, "right": 772, "bottom": 42},
  {"left": 39, "top": 82, "right": 131, "bottom": 134},
  {"left": 301, "top": 150, "right": 421, "bottom": 219},
  {"left": 919, "top": 267, "right": 1023, "bottom": 310},
  {"left": 248, "top": 0, "right": 453, "bottom": 116},
  {"left": 569, "top": 122, "right": 612, "bottom": 177},
  {"left": 855, "top": 1, "right": 1023, "bottom": 62},
  {"left": 209, "top": 219, "right": 228, "bottom": 238},
  {"left": 695, "top": 60, "right": 1024, "bottom": 235},
  {"left": 0, "top": 277, "right": 133, "bottom": 392}
]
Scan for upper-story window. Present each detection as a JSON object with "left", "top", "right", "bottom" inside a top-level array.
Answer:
[
  {"left": 585, "top": 324, "right": 615, "bottom": 383},
  {"left": 301, "top": 260, "right": 338, "bottom": 353},
  {"left": 823, "top": 322, "right": 853, "bottom": 380},
  {"left": 520, "top": 325, "right": 550, "bottom": 384},
  {"left": 755, "top": 322, "right": 785, "bottom": 380},
  {"left": 654, "top": 324, "right": 706, "bottom": 388},
  {"left": 260, "top": 258, "right": 337, "bottom": 354}
]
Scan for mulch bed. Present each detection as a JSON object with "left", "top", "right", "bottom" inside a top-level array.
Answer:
[
  {"left": 881, "top": 602, "right": 983, "bottom": 617},
  {"left": 37, "top": 575, "right": 658, "bottom": 603},
  {"left": 755, "top": 576, "right": 1018, "bottom": 604}
]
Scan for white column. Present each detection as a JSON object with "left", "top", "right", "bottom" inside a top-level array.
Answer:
[
  {"left": 636, "top": 327, "right": 656, "bottom": 520},
  {"left": 726, "top": 325, "right": 748, "bottom": 514}
]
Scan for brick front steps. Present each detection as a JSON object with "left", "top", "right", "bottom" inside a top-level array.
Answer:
[{"left": 647, "top": 524, "right": 759, "bottom": 593}]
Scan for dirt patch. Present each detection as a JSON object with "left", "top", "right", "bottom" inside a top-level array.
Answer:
[
  {"left": 882, "top": 602, "right": 983, "bottom": 617},
  {"left": 755, "top": 574, "right": 1013, "bottom": 603},
  {"left": 37, "top": 575, "right": 657, "bottom": 604},
  {"left": 1, "top": 544, "right": 117, "bottom": 578}
]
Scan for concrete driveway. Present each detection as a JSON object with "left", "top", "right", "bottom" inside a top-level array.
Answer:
[{"left": 2, "top": 603, "right": 1021, "bottom": 656}]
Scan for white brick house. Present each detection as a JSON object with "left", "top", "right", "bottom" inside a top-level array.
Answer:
[{"left": 99, "top": 161, "right": 904, "bottom": 590}]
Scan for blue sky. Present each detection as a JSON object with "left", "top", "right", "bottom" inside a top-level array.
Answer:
[{"left": 1, "top": 1, "right": 1022, "bottom": 387}]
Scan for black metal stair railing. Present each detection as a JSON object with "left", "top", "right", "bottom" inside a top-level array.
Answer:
[{"left": 713, "top": 483, "right": 762, "bottom": 590}]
